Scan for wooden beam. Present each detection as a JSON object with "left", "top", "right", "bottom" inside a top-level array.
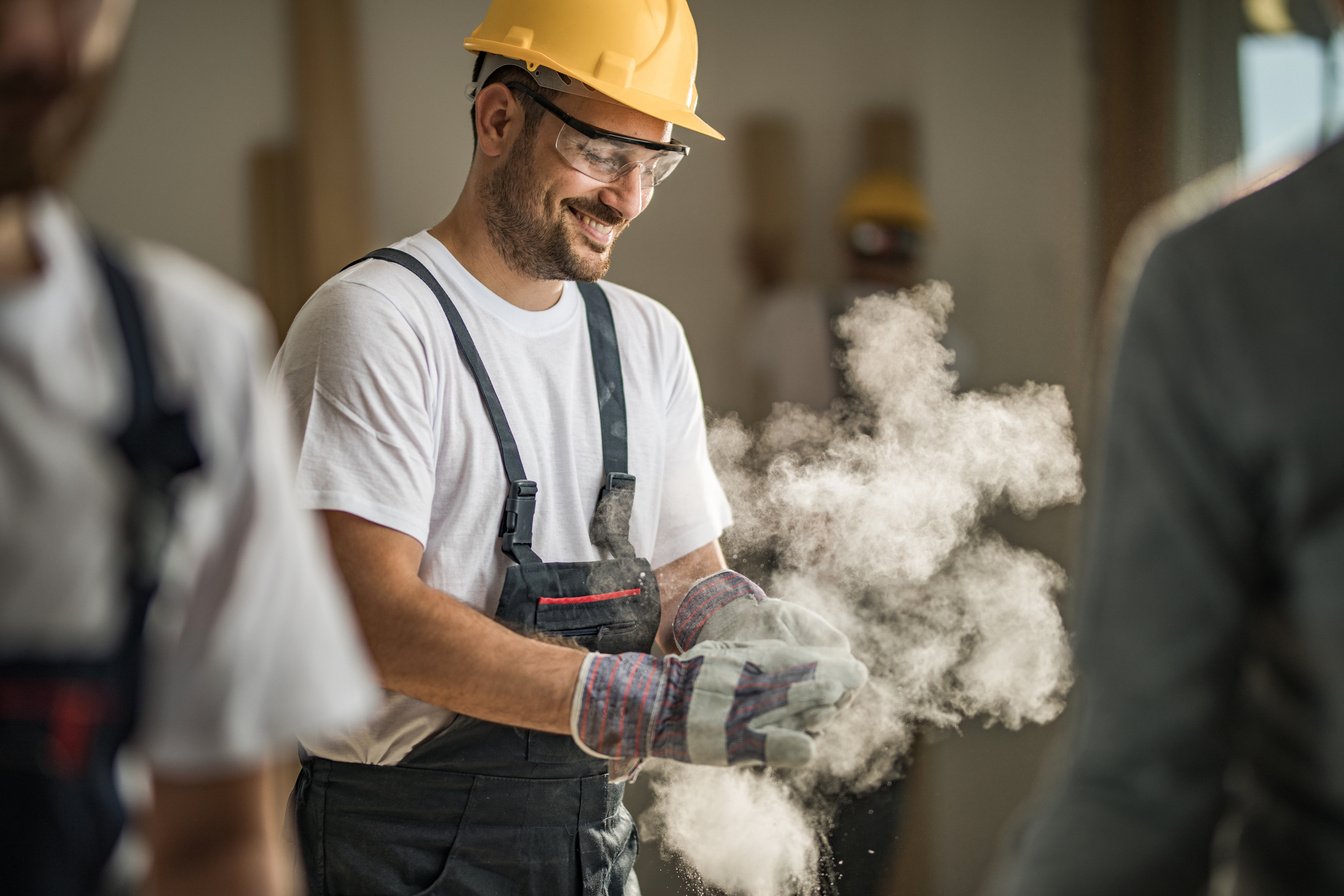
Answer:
[
  {"left": 738, "top": 114, "right": 802, "bottom": 293},
  {"left": 248, "top": 143, "right": 305, "bottom": 341},
  {"left": 1094, "top": 0, "right": 1176, "bottom": 292},
  {"left": 291, "top": 0, "right": 373, "bottom": 295},
  {"left": 859, "top": 106, "right": 919, "bottom": 181}
]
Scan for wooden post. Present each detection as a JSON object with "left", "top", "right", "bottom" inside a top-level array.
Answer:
[
  {"left": 291, "top": 0, "right": 373, "bottom": 296},
  {"left": 1094, "top": 0, "right": 1175, "bottom": 295},
  {"left": 248, "top": 144, "right": 305, "bottom": 340},
  {"left": 859, "top": 106, "right": 919, "bottom": 181},
  {"left": 250, "top": 0, "right": 374, "bottom": 339},
  {"left": 738, "top": 114, "right": 802, "bottom": 292}
]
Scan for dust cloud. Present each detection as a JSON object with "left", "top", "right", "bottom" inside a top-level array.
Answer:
[{"left": 641, "top": 282, "right": 1083, "bottom": 895}]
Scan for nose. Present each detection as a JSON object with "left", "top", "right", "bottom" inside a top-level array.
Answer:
[
  {"left": 0, "top": 0, "right": 72, "bottom": 78},
  {"left": 597, "top": 164, "right": 651, "bottom": 221}
]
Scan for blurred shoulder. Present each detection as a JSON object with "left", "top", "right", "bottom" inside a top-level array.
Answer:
[
  {"left": 1159, "top": 139, "right": 1344, "bottom": 271},
  {"left": 122, "top": 238, "right": 274, "bottom": 362}
]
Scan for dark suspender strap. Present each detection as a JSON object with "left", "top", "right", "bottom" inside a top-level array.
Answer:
[
  {"left": 92, "top": 238, "right": 202, "bottom": 737},
  {"left": 577, "top": 281, "right": 636, "bottom": 559},
  {"left": 350, "top": 248, "right": 541, "bottom": 564}
]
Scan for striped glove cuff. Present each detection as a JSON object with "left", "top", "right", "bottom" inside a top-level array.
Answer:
[{"left": 672, "top": 570, "right": 766, "bottom": 652}]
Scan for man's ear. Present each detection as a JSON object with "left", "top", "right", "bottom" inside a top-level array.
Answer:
[{"left": 474, "top": 82, "right": 522, "bottom": 159}]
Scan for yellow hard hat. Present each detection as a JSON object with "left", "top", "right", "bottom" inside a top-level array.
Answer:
[
  {"left": 838, "top": 172, "right": 931, "bottom": 232},
  {"left": 464, "top": 0, "right": 724, "bottom": 141}
]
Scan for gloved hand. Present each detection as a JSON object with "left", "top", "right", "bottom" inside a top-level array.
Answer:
[
  {"left": 571, "top": 639, "right": 867, "bottom": 767},
  {"left": 673, "top": 570, "right": 850, "bottom": 652}
]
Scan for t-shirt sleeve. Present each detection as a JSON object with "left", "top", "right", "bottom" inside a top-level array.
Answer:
[
  {"left": 270, "top": 277, "right": 439, "bottom": 545},
  {"left": 650, "top": 313, "right": 733, "bottom": 569},
  {"left": 137, "top": 273, "right": 379, "bottom": 772}
]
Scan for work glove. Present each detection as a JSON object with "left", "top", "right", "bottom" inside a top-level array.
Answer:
[
  {"left": 673, "top": 569, "right": 851, "bottom": 652},
  {"left": 571, "top": 639, "right": 867, "bottom": 767}
]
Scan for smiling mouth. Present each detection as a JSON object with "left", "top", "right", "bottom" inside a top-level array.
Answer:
[{"left": 569, "top": 207, "right": 620, "bottom": 247}]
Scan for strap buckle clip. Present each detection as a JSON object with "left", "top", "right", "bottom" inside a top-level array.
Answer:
[
  {"left": 499, "top": 480, "right": 538, "bottom": 553},
  {"left": 599, "top": 472, "right": 636, "bottom": 500}
]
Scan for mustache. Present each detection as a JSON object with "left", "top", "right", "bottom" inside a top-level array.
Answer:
[
  {"left": 0, "top": 71, "right": 69, "bottom": 103},
  {"left": 565, "top": 199, "right": 625, "bottom": 228}
]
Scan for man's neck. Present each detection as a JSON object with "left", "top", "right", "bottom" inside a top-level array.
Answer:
[
  {"left": 0, "top": 196, "right": 40, "bottom": 284},
  {"left": 429, "top": 205, "right": 565, "bottom": 313}
]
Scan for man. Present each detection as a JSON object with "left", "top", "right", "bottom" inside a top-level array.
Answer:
[
  {"left": 0, "top": 1, "right": 379, "bottom": 894},
  {"left": 988, "top": 136, "right": 1344, "bottom": 892},
  {"left": 272, "top": 1, "right": 867, "bottom": 893}
]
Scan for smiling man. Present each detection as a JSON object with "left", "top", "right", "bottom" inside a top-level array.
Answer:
[{"left": 271, "top": 1, "right": 868, "bottom": 894}]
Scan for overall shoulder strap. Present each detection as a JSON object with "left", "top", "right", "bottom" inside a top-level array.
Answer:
[
  {"left": 576, "top": 282, "right": 636, "bottom": 559},
  {"left": 350, "top": 248, "right": 542, "bottom": 564},
  {"left": 92, "top": 238, "right": 202, "bottom": 735}
]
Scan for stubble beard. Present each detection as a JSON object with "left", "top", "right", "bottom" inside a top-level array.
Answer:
[
  {"left": 481, "top": 136, "right": 622, "bottom": 283},
  {"left": 0, "top": 67, "right": 112, "bottom": 200}
]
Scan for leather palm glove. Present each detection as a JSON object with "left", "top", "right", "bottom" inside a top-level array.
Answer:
[
  {"left": 571, "top": 640, "right": 868, "bottom": 767},
  {"left": 673, "top": 570, "right": 851, "bottom": 652}
]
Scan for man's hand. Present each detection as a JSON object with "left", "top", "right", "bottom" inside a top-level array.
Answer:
[
  {"left": 673, "top": 570, "right": 850, "bottom": 652},
  {"left": 571, "top": 640, "right": 868, "bottom": 767}
]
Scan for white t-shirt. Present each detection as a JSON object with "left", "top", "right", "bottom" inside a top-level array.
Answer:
[
  {"left": 0, "top": 195, "right": 379, "bottom": 773},
  {"left": 272, "top": 230, "right": 732, "bottom": 764}
]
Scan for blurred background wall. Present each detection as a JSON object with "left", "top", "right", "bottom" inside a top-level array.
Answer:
[{"left": 68, "top": 1, "right": 1326, "bottom": 893}]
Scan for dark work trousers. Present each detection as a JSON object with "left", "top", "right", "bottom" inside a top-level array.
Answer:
[{"left": 294, "top": 249, "right": 659, "bottom": 895}]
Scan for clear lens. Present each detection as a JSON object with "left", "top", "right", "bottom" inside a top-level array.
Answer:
[{"left": 555, "top": 122, "right": 685, "bottom": 190}]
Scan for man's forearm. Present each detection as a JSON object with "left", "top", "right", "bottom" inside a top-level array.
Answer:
[
  {"left": 148, "top": 768, "right": 290, "bottom": 896},
  {"left": 324, "top": 509, "right": 583, "bottom": 734},
  {"left": 359, "top": 573, "right": 585, "bottom": 734},
  {"left": 150, "top": 836, "right": 287, "bottom": 896}
]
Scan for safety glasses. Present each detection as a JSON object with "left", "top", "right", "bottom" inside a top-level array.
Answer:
[{"left": 508, "top": 82, "right": 689, "bottom": 191}]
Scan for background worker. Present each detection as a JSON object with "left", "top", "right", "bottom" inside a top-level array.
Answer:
[
  {"left": 987, "top": 132, "right": 1344, "bottom": 893},
  {"left": 271, "top": 1, "right": 867, "bottom": 894},
  {"left": 744, "top": 170, "right": 938, "bottom": 417},
  {"left": 0, "top": 1, "right": 379, "bottom": 894}
]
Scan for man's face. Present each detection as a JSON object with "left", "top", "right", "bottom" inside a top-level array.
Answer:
[
  {"left": 481, "top": 89, "right": 674, "bottom": 283},
  {"left": 0, "top": 0, "right": 133, "bottom": 199}
]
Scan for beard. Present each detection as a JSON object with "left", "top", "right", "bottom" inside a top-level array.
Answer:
[
  {"left": 480, "top": 135, "right": 626, "bottom": 283},
  {"left": 0, "top": 66, "right": 113, "bottom": 199}
]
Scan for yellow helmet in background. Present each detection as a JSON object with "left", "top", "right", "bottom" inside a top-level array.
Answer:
[
  {"left": 465, "top": 0, "right": 724, "bottom": 141},
  {"left": 838, "top": 172, "right": 931, "bottom": 233}
]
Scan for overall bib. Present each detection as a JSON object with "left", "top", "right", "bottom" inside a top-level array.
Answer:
[
  {"left": 295, "top": 249, "right": 660, "bottom": 896},
  {"left": 0, "top": 242, "right": 202, "bottom": 895}
]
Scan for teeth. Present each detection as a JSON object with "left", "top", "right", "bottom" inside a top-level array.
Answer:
[{"left": 576, "top": 211, "right": 614, "bottom": 235}]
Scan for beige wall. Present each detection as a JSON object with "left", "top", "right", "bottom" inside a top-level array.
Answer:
[
  {"left": 70, "top": 3, "right": 1095, "bottom": 894},
  {"left": 71, "top": 0, "right": 290, "bottom": 284}
]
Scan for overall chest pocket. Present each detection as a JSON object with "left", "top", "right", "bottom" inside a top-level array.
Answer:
[
  {"left": 501, "top": 559, "right": 661, "bottom": 652},
  {"left": 497, "top": 560, "right": 661, "bottom": 764}
]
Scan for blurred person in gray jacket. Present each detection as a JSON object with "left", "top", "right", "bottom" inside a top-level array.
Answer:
[{"left": 990, "top": 132, "right": 1344, "bottom": 895}]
